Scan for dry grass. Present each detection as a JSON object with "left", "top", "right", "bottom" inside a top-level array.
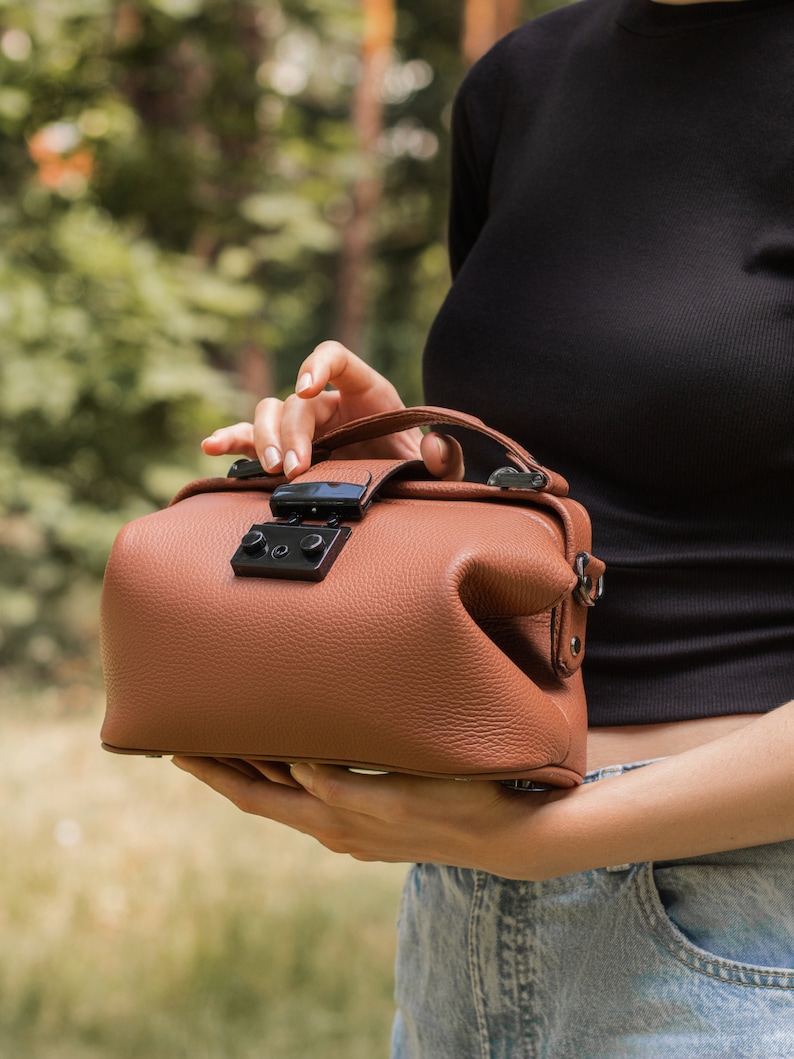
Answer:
[{"left": 0, "top": 688, "right": 407, "bottom": 1058}]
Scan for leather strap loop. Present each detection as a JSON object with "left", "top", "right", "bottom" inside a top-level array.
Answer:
[{"left": 290, "top": 458, "right": 426, "bottom": 508}]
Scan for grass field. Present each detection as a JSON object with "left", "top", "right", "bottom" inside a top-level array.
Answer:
[{"left": 0, "top": 686, "right": 407, "bottom": 1058}]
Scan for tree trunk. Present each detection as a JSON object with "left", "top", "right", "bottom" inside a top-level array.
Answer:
[
  {"left": 333, "top": 0, "right": 396, "bottom": 357},
  {"left": 462, "top": 0, "right": 522, "bottom": 64}
]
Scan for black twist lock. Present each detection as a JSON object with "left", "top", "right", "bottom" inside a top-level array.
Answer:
[
  {"left": 299, "top": 533, "right": 327, "bottom": 558},
  {"left": 240, "top": 529, "right": 268, "bottom": 557}
]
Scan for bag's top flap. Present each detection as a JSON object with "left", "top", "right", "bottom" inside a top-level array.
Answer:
[{"left": 169, "top": 457, "right": 425, "bottom": 507}]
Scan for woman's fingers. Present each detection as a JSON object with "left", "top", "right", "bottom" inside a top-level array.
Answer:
[
  {"left": 283, "top": 344, "right": 405, "bottom": 475},
  {"left": 202, "top": 421, "right": 466, "bottom": 483},
  {"left": 299, "top": 340, "right": 404, "bottom": 405},
  {"left": 171, "top": 757, "right": 412, "bottom": 857},
  {"left": 172, "top": 755, "right": 549, "bottom": 872},
  {"left": 200, "top": 344, "right": 465, "bottom": 481},
  {"left": 173, "top": 756, "right": 331, "bottom": 831},
  {"left": 244, "top": 343, "right": 407, "bottom": 478},
  {"left": 201, "top": 422, "right": 257, "bottom": 459},
  {"left": 255, "top": 390, "right": 340, "bottom": 478},
  {"left": 250, "top": 394, "right": 289, "bottom": 473},
  {"left": 283, "top": 765, "right": 519, "bottom": 866},
  {"left": 420, "top": 432, "right": 466, "bottom": 482},
  {"left": 247, "top": 759, "right": 304, "bottom": 788}
]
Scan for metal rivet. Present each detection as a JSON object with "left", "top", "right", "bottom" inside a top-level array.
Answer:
[{"left": 570, "top": 636, "right": 582, "bottom": 656}]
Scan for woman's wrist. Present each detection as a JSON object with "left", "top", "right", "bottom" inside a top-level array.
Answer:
[{"left": 496, "top": 701, "right": 794, "bottom": 880}]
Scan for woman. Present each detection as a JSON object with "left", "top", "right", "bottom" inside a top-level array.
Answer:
[{"left": 175, "top": 0, "right": 794, "bottom": 1053}]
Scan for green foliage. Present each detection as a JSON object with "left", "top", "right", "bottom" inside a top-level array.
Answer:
[
  {"left": 0, "top": 0, "right": 271, "bottom": 671},
  {"left": 0, "top": 191, "right": 256, "bottom": 670},
  {"left": 0, "top": 0, "right": 459, "bottom": 676},
  {"left": 0, "top": 0, "right": 568, "bottom": 676}
]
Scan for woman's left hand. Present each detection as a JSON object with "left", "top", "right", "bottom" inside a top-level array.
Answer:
[{"left": 171, "top": 757, "right": 566, "bottom": 879}]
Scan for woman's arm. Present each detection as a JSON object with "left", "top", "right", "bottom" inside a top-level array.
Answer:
[
  {"left": 174, "top": 698, "right": 794, "bottom": 881},
  {"left": 184, "top": 343, "right": 792, "bottom": 878}
]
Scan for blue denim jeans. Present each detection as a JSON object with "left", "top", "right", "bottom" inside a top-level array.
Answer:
[{"left": 392, "top": 763, "right": 794, "bottom": 1058}]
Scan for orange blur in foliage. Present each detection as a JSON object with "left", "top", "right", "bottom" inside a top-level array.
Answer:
[{"left": 28, "top": 124, "right": 94, "bottom": 192}]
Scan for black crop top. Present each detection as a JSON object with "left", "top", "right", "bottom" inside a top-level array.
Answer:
[{"left": 423, "top": 0, "right": 794, "bottom": 725}]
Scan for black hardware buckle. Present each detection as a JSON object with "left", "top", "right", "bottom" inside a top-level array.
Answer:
[
  {"left": 487, "top": 466, "right": 548, "bottom": 491},
  {"left": 269, "top": 480, "right": 370, "bottom": 520},
  {"left": 230, "top": 480, "right": 367, "bottom": 581},
  {"left": 231, "top": 522, "right": 351, "bottom": 582},
  {"left": 227, "top": 457, "right": 267, "bottom": 479}
]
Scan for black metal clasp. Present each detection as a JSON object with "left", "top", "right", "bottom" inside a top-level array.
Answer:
[
  {"left": 231, "top": 522, "right": 351, "bottom": 582},
  {"left": 487, "top": 466, "right": 548, "bottom": 491},
  {"left": 227, "top": 457, "right": 267, "bottom": 479},
  {"left": 230, "top": 480, "right": 367, "bottom": 582},
  {"left": 268, "top": 479, "right": 370, "bottom": 520}
]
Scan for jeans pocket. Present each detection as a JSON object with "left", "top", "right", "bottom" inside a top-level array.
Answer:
[{"left": 634, "top": 843, "right": 794, "bottom": 989}]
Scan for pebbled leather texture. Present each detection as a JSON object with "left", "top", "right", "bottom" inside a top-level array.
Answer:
[{"left": 100, "top": 408, "right": 604, "bottom": 786}]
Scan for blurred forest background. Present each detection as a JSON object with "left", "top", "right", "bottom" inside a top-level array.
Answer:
[
  {"left": 1, "top": 0, "right": 569, "bottom": 682},
  {"left": 0, "top": 2, "right": 571, "bottom": 1057}
]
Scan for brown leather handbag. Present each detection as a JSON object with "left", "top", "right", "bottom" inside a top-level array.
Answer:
[{"left": 100, "top": 407, "right": 604, "bottom": 788}]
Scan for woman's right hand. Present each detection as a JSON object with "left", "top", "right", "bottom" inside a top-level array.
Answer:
[{"left": 201, "top": 340, "right": 464, "bottom": 480}]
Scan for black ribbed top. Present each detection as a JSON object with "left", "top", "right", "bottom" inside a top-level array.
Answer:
[{"left": 423, "top": 0, "right": 794, "bottom": 725}]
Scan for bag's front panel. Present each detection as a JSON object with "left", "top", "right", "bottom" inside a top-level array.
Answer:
[{"left": 101, "top": 489, "right": 583, "bottom": 781}]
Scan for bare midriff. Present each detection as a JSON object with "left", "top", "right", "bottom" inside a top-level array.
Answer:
[{"left": 586, "top": 714, "right": 758, "bottom": 771}]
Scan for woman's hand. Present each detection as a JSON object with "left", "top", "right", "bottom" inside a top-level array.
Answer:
[
  {"left": 172, "top": 756, "right": 563, "bottom": 879},
  {"left": 201, "top": 340, "right": 464, "bottom": 481},
  {"left": 174, "top": 701, "right": 794, "bottom": 880}
]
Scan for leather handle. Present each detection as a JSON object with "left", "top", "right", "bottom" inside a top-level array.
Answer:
[{"left": 314, "top": 405, "right": 569, "bottom": 496}]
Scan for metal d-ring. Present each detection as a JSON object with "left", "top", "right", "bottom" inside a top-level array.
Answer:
[{"left": 574, "top": 551, "right": 604, "bottom": 607}]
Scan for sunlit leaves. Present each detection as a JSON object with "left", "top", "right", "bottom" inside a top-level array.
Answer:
[
  {"left": 0, "top": 0, "right": 469, "bottom": 674},
  {"left": 0, "top": 190, "right": 249, "bottom": 670}
]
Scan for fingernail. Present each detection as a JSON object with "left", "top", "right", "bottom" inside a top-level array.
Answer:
[
  {"left": 290, "top": 763, "right": 315, "bottom": 790},
  {"left": 296, "top": 372, "right": 313, "bottom": 394},
  {"left": 201, "top": 434, "right": 218, "bottom": 445},
  {"left": 283, "top": 450, "right": 300, "bottom": 477},
  {"left": 263, "top": 446, "right": 281, "bottom": 471}
]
